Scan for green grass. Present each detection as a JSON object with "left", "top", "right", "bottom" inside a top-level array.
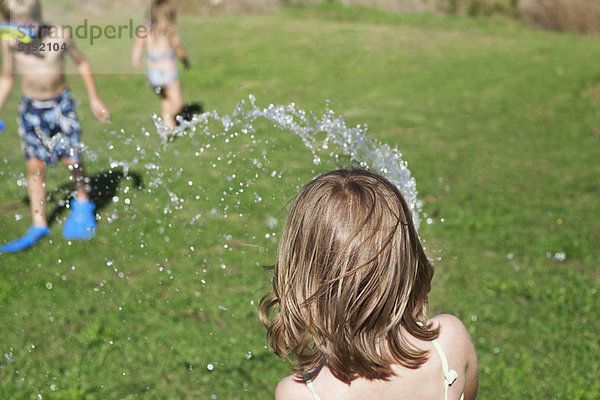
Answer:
[{"left": 1, "top": 3, "right": 599, "bottom": 399}]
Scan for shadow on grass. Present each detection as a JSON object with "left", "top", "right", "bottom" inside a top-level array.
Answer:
[
  {"left": 177, "top": 102, "right": 204, "bottom": 124},
  {"left": 19, "top": 168, "right": 144, "bottom": 227}
]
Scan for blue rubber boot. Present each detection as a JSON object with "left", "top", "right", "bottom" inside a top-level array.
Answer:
[
  {"left": 63, "top": 198, "right": 97, "bottom": 240},
  {"left": 0, "top": 225, "right": 50, "bottom": 254}
]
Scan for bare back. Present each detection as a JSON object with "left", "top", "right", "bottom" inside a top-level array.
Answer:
[
  {"left": 146, "top": 30, "right": 175, "bottom": 52},
  {"left": 146, "top": 34, "right": 175, "bottom": 67},
  {"left": 275, "top": 315, "right": 478, "bottom": 400}
]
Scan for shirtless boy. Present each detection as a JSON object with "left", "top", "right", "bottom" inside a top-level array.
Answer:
[{"left": 0, "top": 0, "right": 110, "bottom": 253}]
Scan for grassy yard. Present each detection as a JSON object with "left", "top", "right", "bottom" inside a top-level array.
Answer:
[{"left": 0, "top": 3, "right": 599, "bottom": 399}]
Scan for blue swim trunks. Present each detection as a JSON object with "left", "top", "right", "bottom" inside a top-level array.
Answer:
[{"left": 18, "top": 89, "right": 82, "bottom": 165}]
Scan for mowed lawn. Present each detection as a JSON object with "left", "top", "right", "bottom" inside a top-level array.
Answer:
[{"left": 0, "top": 3, "right": 598, "bottom": 399}]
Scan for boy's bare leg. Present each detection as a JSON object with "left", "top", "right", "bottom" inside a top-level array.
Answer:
[
  {"left": 27, "top": 158, "right": 48, "bottom": 227},
  {"left": 0, "top": 159, "right": 51, "bottom": 253},
  {"left": 62, "top": 158, "right": 89, "bottom": 200},
  {"left": 61, "top": 157, "right": 96, "bottom": 239}
]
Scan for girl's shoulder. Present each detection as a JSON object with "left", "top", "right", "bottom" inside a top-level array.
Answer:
[
  {"left": 429, "top": 314, "right": 469, "bottom": 336},
  {"left": 275, "top": 373, "right": 312, "bottom": 400},
  {"left": 429, "top": 314, "right": 474, "bottom": 355},
  {"left": 428, "top": 313, "right": 478, "bottom": 393}
]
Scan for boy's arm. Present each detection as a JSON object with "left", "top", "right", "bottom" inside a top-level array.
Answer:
[
  {"left": 66, "top": 35, "right": 110, "bottom": 122},
  {"left": 0, "top": 39, "right": 15, "bottom": 112},
  {"left": 131, "top": 35, "right": 145, "bottom": 69}
]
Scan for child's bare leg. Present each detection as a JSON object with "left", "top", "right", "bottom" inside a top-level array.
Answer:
[
  {"left": 161, "top": 80, "right": 183, "bottom": 129},
  {"left": 27, "top": 158, "right": 48, "bottom": 227},
  {"left": 62, "top": 158, "right": 89, "bottom": 201},
  {"left": 0, "top": 159, "right": 51, "bottom": 253},
  {"left": 61, "top": 157, "right": 96, "bottom": 239},
  {"left": 160, "top": 97, "right": 176, "bottom": 128}
]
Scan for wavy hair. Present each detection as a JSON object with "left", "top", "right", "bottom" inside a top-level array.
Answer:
[
  {"left": 149, "top": 0, "right": 177, "bottom": 41},
  {"left": 259, "top": 169, "right": 439, "bottom": 380},
  {"left": 0, "top": 0, "right": 42, "bottom": 22}
]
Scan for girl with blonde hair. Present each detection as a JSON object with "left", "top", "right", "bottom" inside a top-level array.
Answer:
[
  {"left": 131, "top": 0, "right": 189, "bottom": 131},
  {"left": 260, "top": 169, "right": 478, "bottom": 400}
]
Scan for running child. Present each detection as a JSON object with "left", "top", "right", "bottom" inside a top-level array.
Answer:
[
  {"left": 131, "top": 0, "right": 189, "bottom": 130},
  {"left": 259, "top": 169, "right": 478, "bottom": 400},
  {"left": 0, "top": 0, "right": 110, "bottom": 253}
]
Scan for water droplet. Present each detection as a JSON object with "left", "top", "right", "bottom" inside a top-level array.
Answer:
[
  {"left": 266, "top": 217, "right": 278, "bottom": 229},
  {"left": 553, "top": 252, "right": 566, "bottom": 262}
]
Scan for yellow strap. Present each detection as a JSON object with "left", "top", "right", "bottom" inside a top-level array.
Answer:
[
  {"left": 432, "top": 338, "right": 460, "bottom": 400},
  {"left": 303, "top": 372, "right": 322, "bottom": 400}
]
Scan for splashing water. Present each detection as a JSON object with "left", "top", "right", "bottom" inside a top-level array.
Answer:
[
  {"left": 3, "top": 95, "right": 424, "bottom": 248},
  {"left": 0, "top": 96, "right": 427, "bottom": 397},
  {"left": 154, "top": 95, "right": 422, "bottom": 229}
]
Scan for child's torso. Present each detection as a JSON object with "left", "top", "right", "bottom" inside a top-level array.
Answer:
[
  {"left": 145, "top": 34, "right": 176, "bottom": 68},
  {"left": 11, "top": 24, "right": 68, "bottom": 100}
]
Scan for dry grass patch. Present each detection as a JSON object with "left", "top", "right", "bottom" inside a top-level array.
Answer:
[
  {"left": 520, "top": 0, "right": 600, "bottom": 34},
  {"left": 582, "top": 83, "right": 600, "bottom": 104}
]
